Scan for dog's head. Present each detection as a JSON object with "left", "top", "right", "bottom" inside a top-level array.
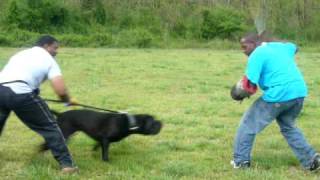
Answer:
[{"left": 131, "top": 114, "right": 162, "bottom": 135}]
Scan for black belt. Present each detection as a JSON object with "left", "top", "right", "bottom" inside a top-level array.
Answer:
[
  {"left": 0, "top": 80, "right": 29, "bottom": 85},
  {"left": 0, "top": 80, "right": 39, "bottom": 95}
]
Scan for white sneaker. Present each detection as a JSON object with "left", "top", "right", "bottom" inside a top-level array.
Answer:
[
  {"left": 310, "top": 154, "right": 320, "bottom": 172},
  {"left": 230, "top": 160, "right": 250, "bottom": 169},
  {"left": 61, "top": 166, "right": 79, "bottom": 174}
]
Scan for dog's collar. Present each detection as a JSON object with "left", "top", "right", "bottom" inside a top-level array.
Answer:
[{"left": 122, "top": 112, "right": 139, "bottom": 131}]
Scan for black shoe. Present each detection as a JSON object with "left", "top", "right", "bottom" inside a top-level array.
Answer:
[
  {"left": 310, "top": 154, "right": 320, "bottom": 172},
  {"left": 230, "top": 160, "right": 250, "bottom": 169}
]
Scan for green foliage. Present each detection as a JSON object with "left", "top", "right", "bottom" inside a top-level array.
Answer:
[
  {"left": 80, "top": 0, "right": 107, "bottom": 25},
  {"left": 118, "top": 10, "right": 135, "bottom": 29},
  {"left": 5, "top": 0, "right": 69, "bottom": 33},
  {"left": 7, "top": 29, "right": 38, "bottom": 46},
  {"left": 171, "top": 20, "right": 188, "bottom": 38},
  {"left": 5, "top": 0, "right": 19, "bottom": 27},
  {"left": 57, "top": 34, "right": 91, "bottom": 47},
  {"left": 80, "top": 0, "right": 95, "bottom": 9},
  {"left": 94, "top": 3, "right": 106, "bottom": 25},
  {"left": 90, "top": 33, "right": 113, "bottom": 46},
  {"left": 0, "top": 34, "right": 11, "bottom": 46},
  {"left": 1, "top": 0, "right": 320, "bottom": 47},
  {"left": 115, "top": 28, "right": 153, "bottom": 48},
  {"left": 299, "top": 14, "right": 320, "bottom": 42},
  {"left": 57, "top": 33, "right": 113, "bottom": 47},
  {"left": 201, "top": 7, "right": 247, "bottom": 40},
  {"left": 0, "top": 28, "right": 39, "bottom": 47}
]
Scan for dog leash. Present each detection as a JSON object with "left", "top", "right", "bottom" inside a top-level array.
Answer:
[
  {"left": 44, "top": 98, "right": 139, "bottom": 130},
  {"left": 43, "top": 98, "right": 120, "bottom": 113}
]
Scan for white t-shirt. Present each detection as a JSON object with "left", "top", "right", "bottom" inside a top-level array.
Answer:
[{"left": 0, "top": 46, "right": 62, "bottom": 94}]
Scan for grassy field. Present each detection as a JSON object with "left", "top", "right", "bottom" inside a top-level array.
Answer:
[{"left": 1, "top": 48, "right": 320, "bottom": 179}]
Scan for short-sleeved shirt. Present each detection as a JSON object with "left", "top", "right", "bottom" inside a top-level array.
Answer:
[
  {"left": 0, "top": 46, "right": 62, "bottom": 94},
  {"left": 245, "top": 42, "right": 307, "bottom": 102}
]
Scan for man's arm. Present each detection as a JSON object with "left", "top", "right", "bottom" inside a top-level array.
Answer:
[
  {"left": 230, "top": 76, "right": 258, "bottom": 101},
  {"left": 50, "top": 76, "right": 70, "bottom": 103},
  {"left": 242, "top": 76, "right": 257, "bottom": 94},
  {"left": 295, "top": 46, "right": 299, "bottom": 54}
]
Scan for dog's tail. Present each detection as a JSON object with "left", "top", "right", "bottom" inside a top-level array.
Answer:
[
  {"left": 39, "top": 143, "right": 49, "bottom": 152},
  {"left": 50, "top": 110, "right": 61, "bottom": 117}
]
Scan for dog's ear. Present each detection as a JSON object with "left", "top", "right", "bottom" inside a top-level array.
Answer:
[{"left": 135, "top": 114, "right": 155, "bottom": 120}]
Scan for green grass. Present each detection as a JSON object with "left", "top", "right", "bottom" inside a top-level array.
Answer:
[{"left": 1, "top": 48, "right": 320, "bottom": 179}]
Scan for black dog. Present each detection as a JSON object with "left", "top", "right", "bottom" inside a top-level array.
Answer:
[{"left": 41, "top": 109, "right": 162, "bottom": 161}]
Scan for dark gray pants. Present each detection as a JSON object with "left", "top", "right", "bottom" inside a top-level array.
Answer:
[{"left": 0, "top": 85, "right": 74, "bottom": 168}]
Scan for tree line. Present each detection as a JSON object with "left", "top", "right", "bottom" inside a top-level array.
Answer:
[{"left": 0, "top": 0, "right": 319, "bottom": 47}]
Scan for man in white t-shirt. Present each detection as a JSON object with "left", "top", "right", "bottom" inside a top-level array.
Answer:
[{"left": 0, "top": 35, "right": 77, "bottom": 173}]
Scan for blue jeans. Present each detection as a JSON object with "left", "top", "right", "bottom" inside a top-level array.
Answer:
[{"left": 233, "top": 97, "right": 316, "bottom": 168}]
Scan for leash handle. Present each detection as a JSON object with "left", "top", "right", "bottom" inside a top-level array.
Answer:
[{"left": 43, "top": 98, "right": 120, "bottom": 113}]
